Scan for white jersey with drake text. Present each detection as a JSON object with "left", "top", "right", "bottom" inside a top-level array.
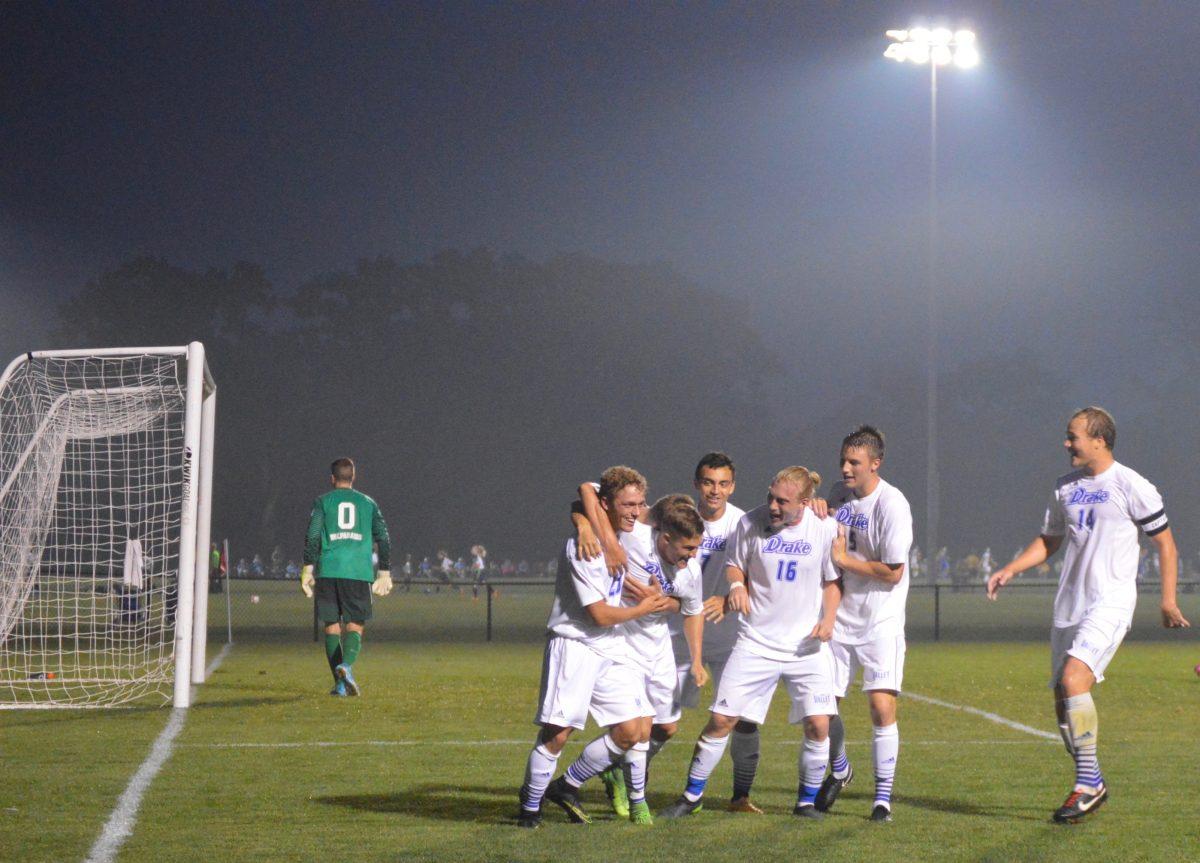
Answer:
[
  {"left": 619, "top": 522, "right": 703, "bottom": 672},
  {"left": 669, "top": 502, "right": 746, "bottom": 654},
  {"left": 725, "top": 506, "right": 840, "bottom": 661},
  {"left": 829, "top": 478, "right": 914, "bottom": 645},
  {"left": 1041, "top": 462, "right": 1168, "bottom": 627},
  {"left": 546, "top": 538, "right": 627, "bottom": 659}
]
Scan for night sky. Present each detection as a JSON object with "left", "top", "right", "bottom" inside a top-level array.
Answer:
[{"left": 2, "top": 2, "right": 1198, "bottom": 562}]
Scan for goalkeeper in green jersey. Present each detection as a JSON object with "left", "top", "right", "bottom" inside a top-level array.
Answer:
[{"left": 300, "top": 457, "right": 393, "bottom": 697}]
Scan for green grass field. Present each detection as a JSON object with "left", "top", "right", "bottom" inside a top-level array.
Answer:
[{"left": 3, "top": 585, "right": 1198, "bottom": 862}]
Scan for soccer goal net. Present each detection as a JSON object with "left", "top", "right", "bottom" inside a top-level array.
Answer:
[{"left": 0, "top": 344, "right": 215, "bottom": 709}]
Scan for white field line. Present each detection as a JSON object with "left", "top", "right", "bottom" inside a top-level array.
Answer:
[
  {"left": 903, "top": 690, "right": 1058, "bottom": 740},
  {"left": 181, "top": 737, "right": 1050, "bottom": 751},
  {"left": 84, "top": 643, "right": 232, "bottom": 863}
]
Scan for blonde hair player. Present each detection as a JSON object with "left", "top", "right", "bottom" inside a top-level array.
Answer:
[
  {"left": 659, "top": 466, "right": 842, "bottom": 820},
  {"left": 517, "top": 466, "right": 673, "bottom": 828},
  {"left": 987, "top": 407, "right": 1189, "bottom": 823}
]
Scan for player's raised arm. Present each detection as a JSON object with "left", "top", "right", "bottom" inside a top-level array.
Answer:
[
  {"left": 569, "top": 502, "right": 602, "bottom": 561},
  {"left": 987, "top": 534, "right": 1063, "bottom": 599},
  {"left": 578, "top": 481, "right": 627, "bottom": 575}
]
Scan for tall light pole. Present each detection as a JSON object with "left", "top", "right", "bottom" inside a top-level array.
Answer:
[{"left": 884, "top": 27, "right": 979, "bottom": 566}]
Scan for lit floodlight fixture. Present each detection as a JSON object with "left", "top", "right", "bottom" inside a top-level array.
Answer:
[
  {"left": 905, "top": 41, "right": 931, "bottom": 64},
  {"left": 953, "top": 45, "right": 980, "bottom": 68},
  {"left": 885, "top": 26, "right": 979, "bottom": 68}
]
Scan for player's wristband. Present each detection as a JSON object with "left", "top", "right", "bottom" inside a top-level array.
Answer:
[{"left": 728, "top": 581, "right": 746, "bottom": 592}]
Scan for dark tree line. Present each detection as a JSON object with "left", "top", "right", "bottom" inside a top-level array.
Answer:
[{"left": 51, "top": 251, "right": 1198, "bottom": 566}]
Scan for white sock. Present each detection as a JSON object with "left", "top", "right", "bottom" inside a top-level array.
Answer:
[
  {"left": 797, "top": 736, "right": 829, "bottom": 806},
  {"left": 873, "top": 723, "right": 899, "bottom": 807},
  {"left": 1057, "top": 722, "right": 1074, "bottom": 756},
  {"left": 564, "top": 733, "right": 623, "bottom": 788},
  {"left": 1064, "top": 693, "right": 1102, "bottom": 791},
  {"left": 624, "top": 741, "right": 649, "bottom": 803},
  {"left": 683, "top": 733, "right": 730, "bottom": 802},
  {"left": 522, "top": 743, "right": 559, "bottom": 811}
]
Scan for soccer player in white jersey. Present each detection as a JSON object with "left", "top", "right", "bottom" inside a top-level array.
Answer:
[
  {"left": 675, "top": 453, "right": 762, "bottom": 812},
  {"left": 987, "top": 407, "right": 1189, "bottom": 823},
  {"left": 659, "top": 466, "right": 842, "bottom": 820},
  {"left": 614, "top": 494, "right": 706, "bottom": 821},
  {"left": 517, "top": 466, "right": 673, "bottom": 829},
  {"left": 574, "top": 485, "right": 708, "bottom": 816},
  {"left": 816, "top": 426, "right": 913, "bottom": 822}
]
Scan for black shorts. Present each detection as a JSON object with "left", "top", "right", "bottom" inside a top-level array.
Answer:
[{"left": 315, "top": 577, "right": 373, "bottom": 624}]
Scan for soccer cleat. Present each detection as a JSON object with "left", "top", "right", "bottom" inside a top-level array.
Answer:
[
  {"left": 1052, "top": 785, "right": 1108, "bottom": 823},
  {"left": 516, "top": 810, "right": 542, "bottom": 829},
  {"left": 335, "top": 663, "right": 360, "bottom": 696},
  {"left": 870, "top": 804, "right": 893, "bottom": 822},
  {"left": 728, "top": 796, "right": 764, "bottom": 814},
  {"left": 814, "top": 765, "right": 853, "bottom": 812},
  {"left": 329, "top": 680, "right": 348, "bottom": 697},
  {"left": 628, "top": 800, "right": 653, "bottom": 825},
  {"left": 545, "top": 776, "right": 592, "bottom": 824},
  {"left": 600, "top": 764, "right": 629, "bottom": 818},
  {"left": 793, "top": 802, "right": 824, "bottom": 820},
  {"left": 658, "top": 796, "right": 704, "bottom": 819}
]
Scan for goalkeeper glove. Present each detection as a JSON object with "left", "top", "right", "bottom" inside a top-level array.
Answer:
[
  {"left": 371, "top": 570, "right": 393, "bottom": 597},
  {"left": 300, "top": 565, "right": 315, "bottom": 598}
]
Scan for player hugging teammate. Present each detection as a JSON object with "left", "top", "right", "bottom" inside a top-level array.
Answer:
[{"left": 517, "top": 466, "right": 700, "bottom": 828}]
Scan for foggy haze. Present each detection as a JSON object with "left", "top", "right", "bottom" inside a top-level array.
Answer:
[{"left": 2, "top": 3, "right": 1197, "bottom": 567}]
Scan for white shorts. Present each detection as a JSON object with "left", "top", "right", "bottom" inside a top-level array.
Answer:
[
  {"left": 1050, "top": 611, "right": 1131, "bottom": 687},
  {"left": 534, "top": 636, "right": 651, "bottom": 729},
  {"left": 710, "top": 641, "right": 838, "bottom": 726},
  {"left": 830, "top": 635, "right": 906, "bottom": 697},
  {"left": 674, "top": 656, "right": 730, "bottom": 712},
  {"left": 642, "top": 648, "right": 681, "bottom": 724}
]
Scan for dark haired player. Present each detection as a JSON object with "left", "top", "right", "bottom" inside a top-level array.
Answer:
[{"left": 818, "top": 426, "right": 913, "bottom": 822}]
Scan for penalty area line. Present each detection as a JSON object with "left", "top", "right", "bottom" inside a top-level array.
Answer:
[
  {"left": 903, "top": 690, "right": 1058, "bottom": 741},
  {"left": 84, "top": 643, "right": 232, "bottom": 863}
]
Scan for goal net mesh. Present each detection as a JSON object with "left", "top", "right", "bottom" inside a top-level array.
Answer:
[{"left": 0, "top": 354, "right": 188, "bottom": 707}]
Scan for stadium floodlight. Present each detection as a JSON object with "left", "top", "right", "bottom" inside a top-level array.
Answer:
[
  {"left": 0, "top": 344, "right": 216, "bottom": 709},
  {"left": 883, "top": 25, "right": 980, "bottom": 559},
  {"left": 885, "top": 25, "right": 980, "bottom": 68}
]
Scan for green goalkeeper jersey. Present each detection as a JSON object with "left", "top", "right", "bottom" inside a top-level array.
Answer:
[{"left": 303, "top": 488, "right": 391, "bottom": 581}]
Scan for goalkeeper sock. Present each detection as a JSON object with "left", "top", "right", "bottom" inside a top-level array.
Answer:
[
  {"left": 343, "top": 631, "right": 362, "bottom": 666},
  {"left": 324, "top": 634, "right": 343, "bottom": 681}
]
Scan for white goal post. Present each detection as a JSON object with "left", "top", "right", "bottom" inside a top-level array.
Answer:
[{"left": 0, "top": 343, "right": 216, "bottom": 708}]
